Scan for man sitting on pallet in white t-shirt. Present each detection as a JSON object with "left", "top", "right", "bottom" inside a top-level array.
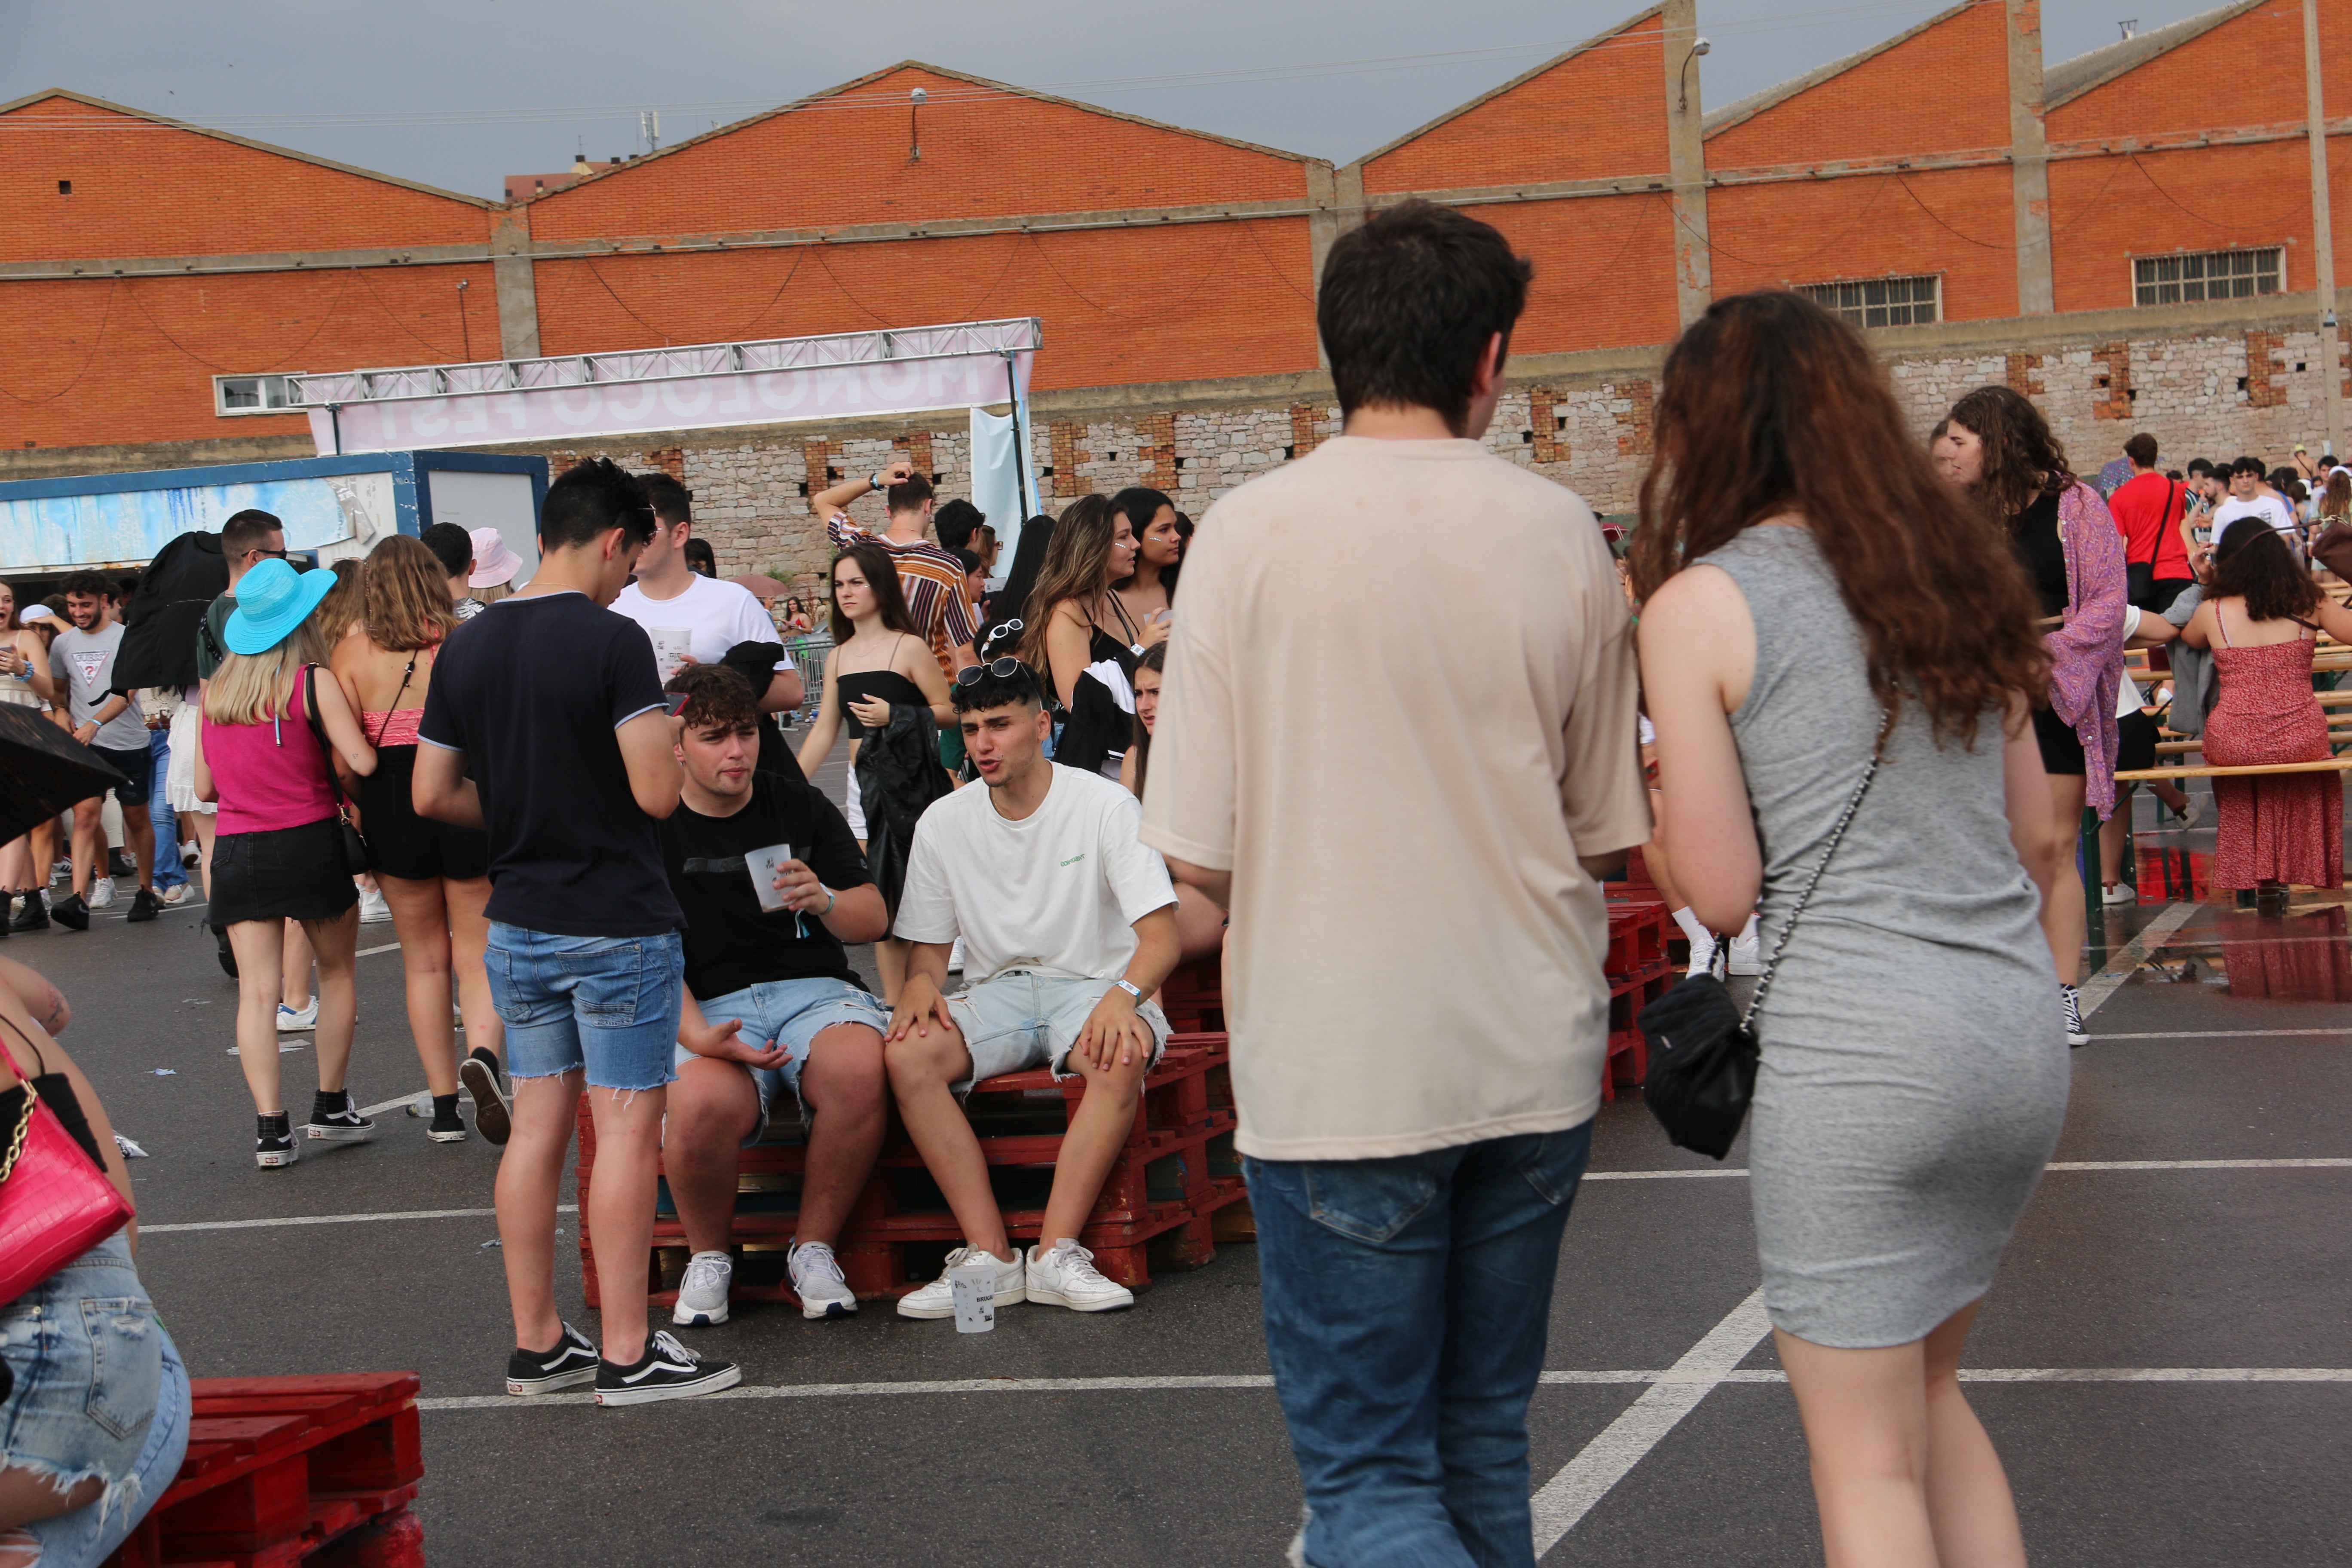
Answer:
[{"left": 884, "top": 657, "right": 1179, "bottom": 1319}]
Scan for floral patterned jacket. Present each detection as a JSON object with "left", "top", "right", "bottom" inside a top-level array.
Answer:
[{"left": 2049, "top": 480, "right": 2128, "bottom": 818}]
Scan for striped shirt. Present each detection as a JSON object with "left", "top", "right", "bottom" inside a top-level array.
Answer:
[{"left": 825, "top": 514, "right": 976, "bottom": 680}]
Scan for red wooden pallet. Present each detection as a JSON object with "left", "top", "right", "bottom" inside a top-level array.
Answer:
[
  {"left": 104, "top": 1374, "right": 422, "bottom": 1568},
  {"left": 576, "top": 1036, "right": 1246, "bottom": 1308}
]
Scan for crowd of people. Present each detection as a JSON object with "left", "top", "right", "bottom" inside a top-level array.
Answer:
[{"left": 9, "top": 191, "right": 2352, "bottom": 1568}]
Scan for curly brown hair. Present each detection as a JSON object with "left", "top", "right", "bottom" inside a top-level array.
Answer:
[
  {"left": 360, "top": 535, "right": 457, "bottom": 653},
  {"left": 1629, "top": 290, "right": 2050, "bottom": 749},
  {"left": 664, "top": 661, "right": 761, "bottom": 733},
  {"left": 1946, "top": 383, "right": 2072, "bottom": 523}
]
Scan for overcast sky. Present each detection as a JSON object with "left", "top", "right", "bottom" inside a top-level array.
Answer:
[{"left": 5, "top": 0, "right": 2228, "bottom": 200}]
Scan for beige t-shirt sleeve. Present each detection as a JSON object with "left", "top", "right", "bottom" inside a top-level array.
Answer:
[
  {"left": 1138, "top": 525, "right": 1237, "bottom": 871},
  {"left": 1559, "top": 576, "right": 1652, "bottom": 858}
]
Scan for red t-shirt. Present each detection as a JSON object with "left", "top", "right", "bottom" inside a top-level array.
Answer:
[{"left": 2107, "top": 472, "right": 2191, "bottom": 581}]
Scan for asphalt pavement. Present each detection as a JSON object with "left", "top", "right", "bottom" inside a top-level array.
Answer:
[{"left": 11, "top": 792, "right": 2348, "bottom": 1565}]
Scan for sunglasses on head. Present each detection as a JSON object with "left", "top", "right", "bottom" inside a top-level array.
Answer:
[{"left": 955, "top": 657, "right": 1029, "bottom": 687}]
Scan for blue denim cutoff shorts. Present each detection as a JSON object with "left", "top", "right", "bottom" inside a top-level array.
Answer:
[
  {"left": 487, "top": 923, "right": 684, "bottom": 1092},
  {"left": 673, "top": 976, "right": 889, "bottom": 1145},
  {"left": 947, "top": 970, "right": 1170, "bottom": 1092},
  {"left": 3, "top": 1233, "right": 192, "bottom": 1568}
]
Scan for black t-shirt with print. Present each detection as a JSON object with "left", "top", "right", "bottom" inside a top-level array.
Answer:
[
  {"left": 659, "top": 772, "right": 874, "bottom": 999},
  {"left": 417, "top": 591, "right": 681, "bottom": 938}
]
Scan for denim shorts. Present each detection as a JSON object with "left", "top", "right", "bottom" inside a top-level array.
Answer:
[
  {"left": 487, "top": 923, "right": 684, "bottom": 1092},
  {"left": 948, "top": 971, "right": 1169, "bottom": 1092},
  {"left": 2, "top": 1234, "right": 192, "bottom": 1568},
  {"left": 673, "top": 976, "right": 889, "bottom": 1144}
]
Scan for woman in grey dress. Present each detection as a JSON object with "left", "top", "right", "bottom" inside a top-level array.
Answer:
[{"left": 1632, "top": 291, "right": 2070, "bottom": 1568}]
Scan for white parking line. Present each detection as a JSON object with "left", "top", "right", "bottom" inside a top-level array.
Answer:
[
  {"left": 2077, "top": 902, "right": 2198, "bottom": 1018},
  {"left": 408, "top": 1362, "right": 2352, "bottom": 1414},
  {"left": 143, "top": 1204, "right": 574, "bottom": 1234},
  {"left": 1530, "top": 1288, "right": 1773, "bottom": 1559},
  {"left": 357, "top": 942, "right": 401, "bottom": 957},
  {"left": 2092, "top": 1029, "right": 2352, "bottom": 1040},
  {"left": 135, "top": 1157, "right": 2352, "bottom": 1239}
]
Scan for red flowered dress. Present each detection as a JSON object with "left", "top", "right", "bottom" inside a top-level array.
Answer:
[{"left": 2203, "top": 604, "right": 2342, "bottom": 889}]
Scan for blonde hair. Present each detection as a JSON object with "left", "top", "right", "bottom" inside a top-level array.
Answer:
[
  {"left": 362, "top": 535, "right": 456, "bottom": 652},
  {"left": 204, "top": 623, "right": 327, "bottom": 727},
  {"left": 469, "top": 580, "right": 513, "bottom": 607}
]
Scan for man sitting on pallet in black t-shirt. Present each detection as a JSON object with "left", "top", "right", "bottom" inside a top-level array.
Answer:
[{"left": 656, "top": 665, "right": 893, "bottom": 1328}]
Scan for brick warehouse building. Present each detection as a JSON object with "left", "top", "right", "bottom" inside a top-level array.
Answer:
[{"left": 5, "top": 0, "right": 2352, "bottom": 582}]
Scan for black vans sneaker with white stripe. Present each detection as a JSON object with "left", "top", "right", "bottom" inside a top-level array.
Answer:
[
  {"left": 593, "top": 1330, "right": 741, "bottom": 1407},
  {"left": 306, "top": 1090, "right": 375, "bottom": 1142},
  {"left": 505, "top": 1322, "right": 600, "bottom": 1396}
]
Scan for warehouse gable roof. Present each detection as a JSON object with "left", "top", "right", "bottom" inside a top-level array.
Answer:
[
  {"left": 521, "top": 57, "right": 1318, "bottom": 206},
  {"left": 1347, "top": 5, "right": 1666, "bottom": 170},
  {"left": 0, "top": 88, "right": 499, "bottom": 209},
  {"left": 1701, "top": 0, "right": 1983, "bottom": 141},
  {"left": 2043, "top": 1, "right": 2266, "bottom": 110}
]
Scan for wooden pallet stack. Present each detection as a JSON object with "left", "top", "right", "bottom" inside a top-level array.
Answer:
[
  {"left": 1601, "top": 900, "right": 1675, "bottom": 1099},
  {"left": 576, "top": 1025, "right": 1250, "bottom": 1309},
  {"left": 104, "top": 1372, "right": 423, "bottom": 1568}
]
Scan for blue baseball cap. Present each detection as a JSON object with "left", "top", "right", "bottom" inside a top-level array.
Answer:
[{"left": 224, "top": 558, "right": 339, "bottom": 655}]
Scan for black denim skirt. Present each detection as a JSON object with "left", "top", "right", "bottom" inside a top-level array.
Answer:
[{"left": 210, "top": 818, "right": 358, "bottom": 925}]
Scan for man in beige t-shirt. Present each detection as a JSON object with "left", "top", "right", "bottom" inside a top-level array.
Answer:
[{"left": 1141, "top": 200, "right": 1648, "bottom": 1566}]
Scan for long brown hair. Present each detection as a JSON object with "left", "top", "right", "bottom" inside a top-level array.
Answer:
[
  {"left": 2212, "top": 524, "right": 2321, "bottom": 622},
  {"left": 828, "top": 541, "right": 919, "bottom": 644},
  {"left": 1016, "top": 495, "right": 1121, "bottom": 675},
  {"left": 313, "top": 557, "right": 367, "bottom": 648},
  {"left": 2321, "top": 470, "right": 2351, "bottom": 522},
  {"left": 1629, "top": 290, "right": 2048, "bottom": 748},
  {"left": 1128, "top": 640, "right": 1167, "bottom": 797},
  {"left": 1946, "top": 384, "right": 2072, "bottom": 523},
  {"left": 361, "top": 535, "right": 457, "bottom": 653}
]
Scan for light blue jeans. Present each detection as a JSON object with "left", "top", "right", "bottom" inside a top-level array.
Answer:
[
  {"left": 486, "top": 923, "right": 683, "bottom": 1091},
  {"left": 1248, "top": 1124, "right": 1593, "bottom": 1568},
  {"left": 2, "top": 1234, "right": 192, "bottom": 1568}
]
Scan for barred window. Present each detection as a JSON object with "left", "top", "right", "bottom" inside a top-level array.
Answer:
[
  {"left": 2133, "top": 247, "right": 2282, "bottom": 306},
  {"left": 1797, "top": 275, "right": 1940, "bottom": 329}
]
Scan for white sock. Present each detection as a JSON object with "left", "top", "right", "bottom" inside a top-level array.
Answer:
[{"left": 1672, "top": 906, "right": 1709, "bottom": 946}]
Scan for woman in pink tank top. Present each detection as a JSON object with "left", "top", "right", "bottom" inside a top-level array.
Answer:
[
  {"left": 193, "top": 559, "right": 378, "bottom": 1170},
  {"left": 331, "top": 536, "right": 510, "bottom": 1146}
]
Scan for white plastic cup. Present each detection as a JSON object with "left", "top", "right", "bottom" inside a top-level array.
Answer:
[{"left": 948, "top": 1259, "right": 998, "bottom": 1333}]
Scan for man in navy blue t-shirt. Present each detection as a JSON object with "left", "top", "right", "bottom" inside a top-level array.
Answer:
[{"left": 417, "top": 457, "right": 739, "bottom": 1408}]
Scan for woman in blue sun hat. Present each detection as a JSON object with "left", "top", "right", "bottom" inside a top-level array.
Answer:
[{"left": 191, "top": 559, "right": 380, "bottom": 1170}]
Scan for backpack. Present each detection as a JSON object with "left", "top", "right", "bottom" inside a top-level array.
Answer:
[{"left": 113, "top": 531, "right": 230, "bottom": 693}]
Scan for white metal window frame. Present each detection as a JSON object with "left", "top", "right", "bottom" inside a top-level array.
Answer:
[
  {"left": 211, "top": 374, "right": 300, "bottom": 417},
  {"left": 2132, "top": 247, "right": 2284, "bottom": 307},
  {"left": 1796, "top": 274, "right": 1942, "bottom": 330}
]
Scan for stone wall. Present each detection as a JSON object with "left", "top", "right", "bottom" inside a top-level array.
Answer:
[{"left": 515, "top": 317, "right": 2352, "bottom": 594}]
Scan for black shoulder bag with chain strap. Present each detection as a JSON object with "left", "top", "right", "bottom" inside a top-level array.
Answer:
[{"left": 1635, "top": 750, "right": 1881, "bottom": 1160}]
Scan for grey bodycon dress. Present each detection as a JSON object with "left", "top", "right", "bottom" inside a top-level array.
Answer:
[{"left": 1702, "top": 527, "right": 2069, "bottom": 1349}]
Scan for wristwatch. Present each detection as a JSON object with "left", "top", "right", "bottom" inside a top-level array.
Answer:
[
  {"left": 869, "top": 471, "right": 885, "bottom": 493},
  {"left": 1111, "top": 979, "right": 1143, "bottom": 1002}
]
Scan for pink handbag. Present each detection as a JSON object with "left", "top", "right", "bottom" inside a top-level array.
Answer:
[{"left": 0, "top": 1018, "right": 135, "bottom": 1305}]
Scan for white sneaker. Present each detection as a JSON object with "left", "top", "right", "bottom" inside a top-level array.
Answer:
[
  {"left": 160, "top": 883, "right": 194, "bottom": 906},
  {"left": 896, "top": 1246, "right": 1024, "bottom": 1320},
  {"left": 2172, "top": 796, "right": 2204, "bottom": 830},
  {"left": 788, "top": 1239, "right": 858, "bottom": 1320},
  {"left": 86, "top": 876, "right": 115, "bottom": 910},
  {"left": 2101, "top": 881, "right": 2137, "bottom": 906},
  {"left": 1724, "top": 917, "right": 1762, "bottom": 977},
  {"left": 1685, "top": 932, "right": 1717, "bottom": 976},
  {"left": 358, "top": 887, "right": 392, "bottom": 923},
  {"left": 277, "top": 1000, "right": 318, "bottom": 1033},
  {"left": 672, "top": 1250, "right": 732, "bottom": 1327},
  {"left": 1026, "top": 1238, "right": 1134, "bottom": 1312}
]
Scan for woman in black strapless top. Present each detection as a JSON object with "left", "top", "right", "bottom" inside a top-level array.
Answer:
[{"left": 796, "top": 543, "right": 953, "bottom": 1002}]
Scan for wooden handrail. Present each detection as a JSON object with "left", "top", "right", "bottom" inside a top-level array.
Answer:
[{"left": 2113, "top": 758, "right": 2352, "bottom": 781}]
